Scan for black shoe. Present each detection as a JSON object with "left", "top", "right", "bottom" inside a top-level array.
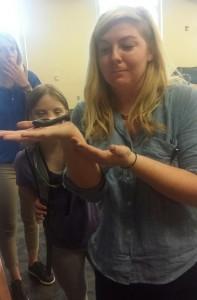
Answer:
[
  {"left": 10, "top": 279, "right": 29, "bottom": 300},
  {"left": 28, "top": 261, "right": 55, "bottom": 285}
]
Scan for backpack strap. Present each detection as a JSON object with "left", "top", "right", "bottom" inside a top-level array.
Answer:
[
  {"left": 25, "top": 146, "right": 49, "bottom": 204},
  {"left": 25, "top": 146, "right": 52, "bottom": 275}
]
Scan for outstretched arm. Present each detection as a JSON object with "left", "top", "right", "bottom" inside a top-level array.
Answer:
[
  {"left": 0, "top": 121, "right": 102, "bottom": 189},
  {"left": 73, "top": 142, "right": 197, "bottom": 206}
]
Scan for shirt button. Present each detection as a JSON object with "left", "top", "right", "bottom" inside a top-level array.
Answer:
[
  {"left": 127, "top": 230, "right": 132, "bottom": 235},
  {"left": 127, "top": 201, "right": 131, "bottom": 206}
]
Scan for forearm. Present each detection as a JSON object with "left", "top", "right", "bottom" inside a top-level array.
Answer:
[
  {"left": 58, "top": 123, "right": 103, "bottom": 188},
  {"left": 19, "top": 186, "right": 37, "bottom": 202},
  {"left": 132, "top": 154, "right": 197, "bottom": 206}
]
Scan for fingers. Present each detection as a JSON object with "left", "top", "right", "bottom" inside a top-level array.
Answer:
[
  {"left": 109, "top": 144, "right": 130, "bottom": 156},
  {"left": 2, "top": 122, "right": 82, "bottom": 143},
  {"left": 0, "top": 61, "right": 16, "bottom": 79},
  {"left": 74, "top": 142, "right": 113, "bottom": 165},
  {"left": 0, "top": 60, "right": 28, "bottom": 85},
  {"left": 4, "top": 127, "right": 48, "bottom": 141},
  {"left": 109, "top": 144, "right": 118, "bottom": 153},
  {"left": 21, "top": 131, "right": 48, "bottom": 140},
  {"left": 34, "top": 198, "right": 47, "bottom": 223},
  {"left": 75, "top": 142, "right": 106, "bottom": 158},
  {"left": 0, "top": 130, "right": 15, "bottom": 137},
  {"left": 0, "top": 130, "right": 23, "bottom": 141},
  {"left": 0, "top": 130, "right": 35, "bottom": 142},
  {"left": 109, "top": 144, "right": 134, "bottom": 167},
  {"left": 17, "top": 121, "right": 33, "bottom": 129}
]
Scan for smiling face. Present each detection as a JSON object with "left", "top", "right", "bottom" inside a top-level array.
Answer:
[
  {"left": 97, "top": 21, "right": 152, "bottom": 94},
  {"left": 30, "top": 94, "right": 68, "bottom": 121}
]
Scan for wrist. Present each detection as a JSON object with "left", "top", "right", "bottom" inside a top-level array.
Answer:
[{"left": 125, "top": 151, "right": 138, "bottom": 169}]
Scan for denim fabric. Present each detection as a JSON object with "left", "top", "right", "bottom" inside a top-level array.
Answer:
[
  {"left": 0, "top": 71, "right": 40, "bottom": 163},
  {"left": 65, "top": 84, "right": 197, "bottom": 284}
]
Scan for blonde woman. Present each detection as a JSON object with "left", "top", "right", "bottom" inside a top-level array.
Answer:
[{"left": 1, "top": 7, "right": 197, "bottom": 300}]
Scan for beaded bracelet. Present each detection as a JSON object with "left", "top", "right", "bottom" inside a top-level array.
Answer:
[{"left": 124, "top": 151, "right": 138, "bottom": 169}]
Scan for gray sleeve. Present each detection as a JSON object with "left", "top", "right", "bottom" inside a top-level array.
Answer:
[
  {"left": 14, "top": 150, "right": 36, "bottom": 188},
  {"left": 177, "top": 88, "right": 197, "bottom": 173}
]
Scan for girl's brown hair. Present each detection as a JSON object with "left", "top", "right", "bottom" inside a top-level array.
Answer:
[{"left": 26, "top": 84, "right": 69, "bottom": 118}]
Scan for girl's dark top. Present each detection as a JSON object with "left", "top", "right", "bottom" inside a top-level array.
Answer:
[{"left": 15, "top": 148, "right": 99, "bottom": 249}]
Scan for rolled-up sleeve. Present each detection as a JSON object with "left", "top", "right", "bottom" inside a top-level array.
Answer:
[
  {"left": 178, "top": 88, "right": 197, "bottom": 173},
  {"left": 14, "top": 150, "right": 36, "bottom": 189}
]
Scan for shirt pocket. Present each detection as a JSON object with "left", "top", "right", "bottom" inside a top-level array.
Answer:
[{"left": 139, "top": 136, "right": 178, "bottom": 165}]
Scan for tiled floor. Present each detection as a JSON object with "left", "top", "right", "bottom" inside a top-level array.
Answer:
[{"left": 7, "top": 203, "right": 96, "bottom": 300}]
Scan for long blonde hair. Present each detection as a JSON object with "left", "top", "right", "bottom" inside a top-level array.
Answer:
[{"left": 84, "top": 6, "right": 168, "bottom": 140}]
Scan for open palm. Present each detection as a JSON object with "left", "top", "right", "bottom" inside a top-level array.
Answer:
[{"left": 73, "top": 141, "right": 134, "bottom": 168}]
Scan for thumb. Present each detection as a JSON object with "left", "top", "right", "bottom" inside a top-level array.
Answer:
[
  {"left": 109, "top": 144, "right": 122, "bottom": 156},
  {"left": 17, "top": 121, "right": 33, "bottom": 129}
]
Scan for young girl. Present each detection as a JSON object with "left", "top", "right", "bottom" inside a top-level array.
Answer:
[{"left": 14, "top": 84, "right": 98, "bottom": 300}]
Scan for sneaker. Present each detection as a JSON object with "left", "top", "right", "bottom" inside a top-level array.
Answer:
[
  {"left": 10, "top": 279, "right": 29, "bottom": 300},
  {"left": 28, "top": 261, "right": 55, "bottom": 285}
]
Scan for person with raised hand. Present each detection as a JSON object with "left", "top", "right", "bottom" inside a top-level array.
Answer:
[
  {"left": 0, "top": 33, "right": 53, "bottom": 300},
  {"left": 1, "top": 7, "right": 197, "bottom": 299}
]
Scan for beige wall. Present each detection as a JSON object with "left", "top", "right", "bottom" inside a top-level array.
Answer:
[
  {"left": 162, "top": 0, "right": 197, "bottom": 68},
  {"left": 23, "top": 0, "right": 197, "bottom": 107},
  {"left": 23, "top": 0, "right": 97, "bottom": 108}
]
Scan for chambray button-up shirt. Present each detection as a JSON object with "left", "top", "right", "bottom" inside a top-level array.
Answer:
[{"left": 65, "top": 84, "right": 197, "bottom": 285}]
